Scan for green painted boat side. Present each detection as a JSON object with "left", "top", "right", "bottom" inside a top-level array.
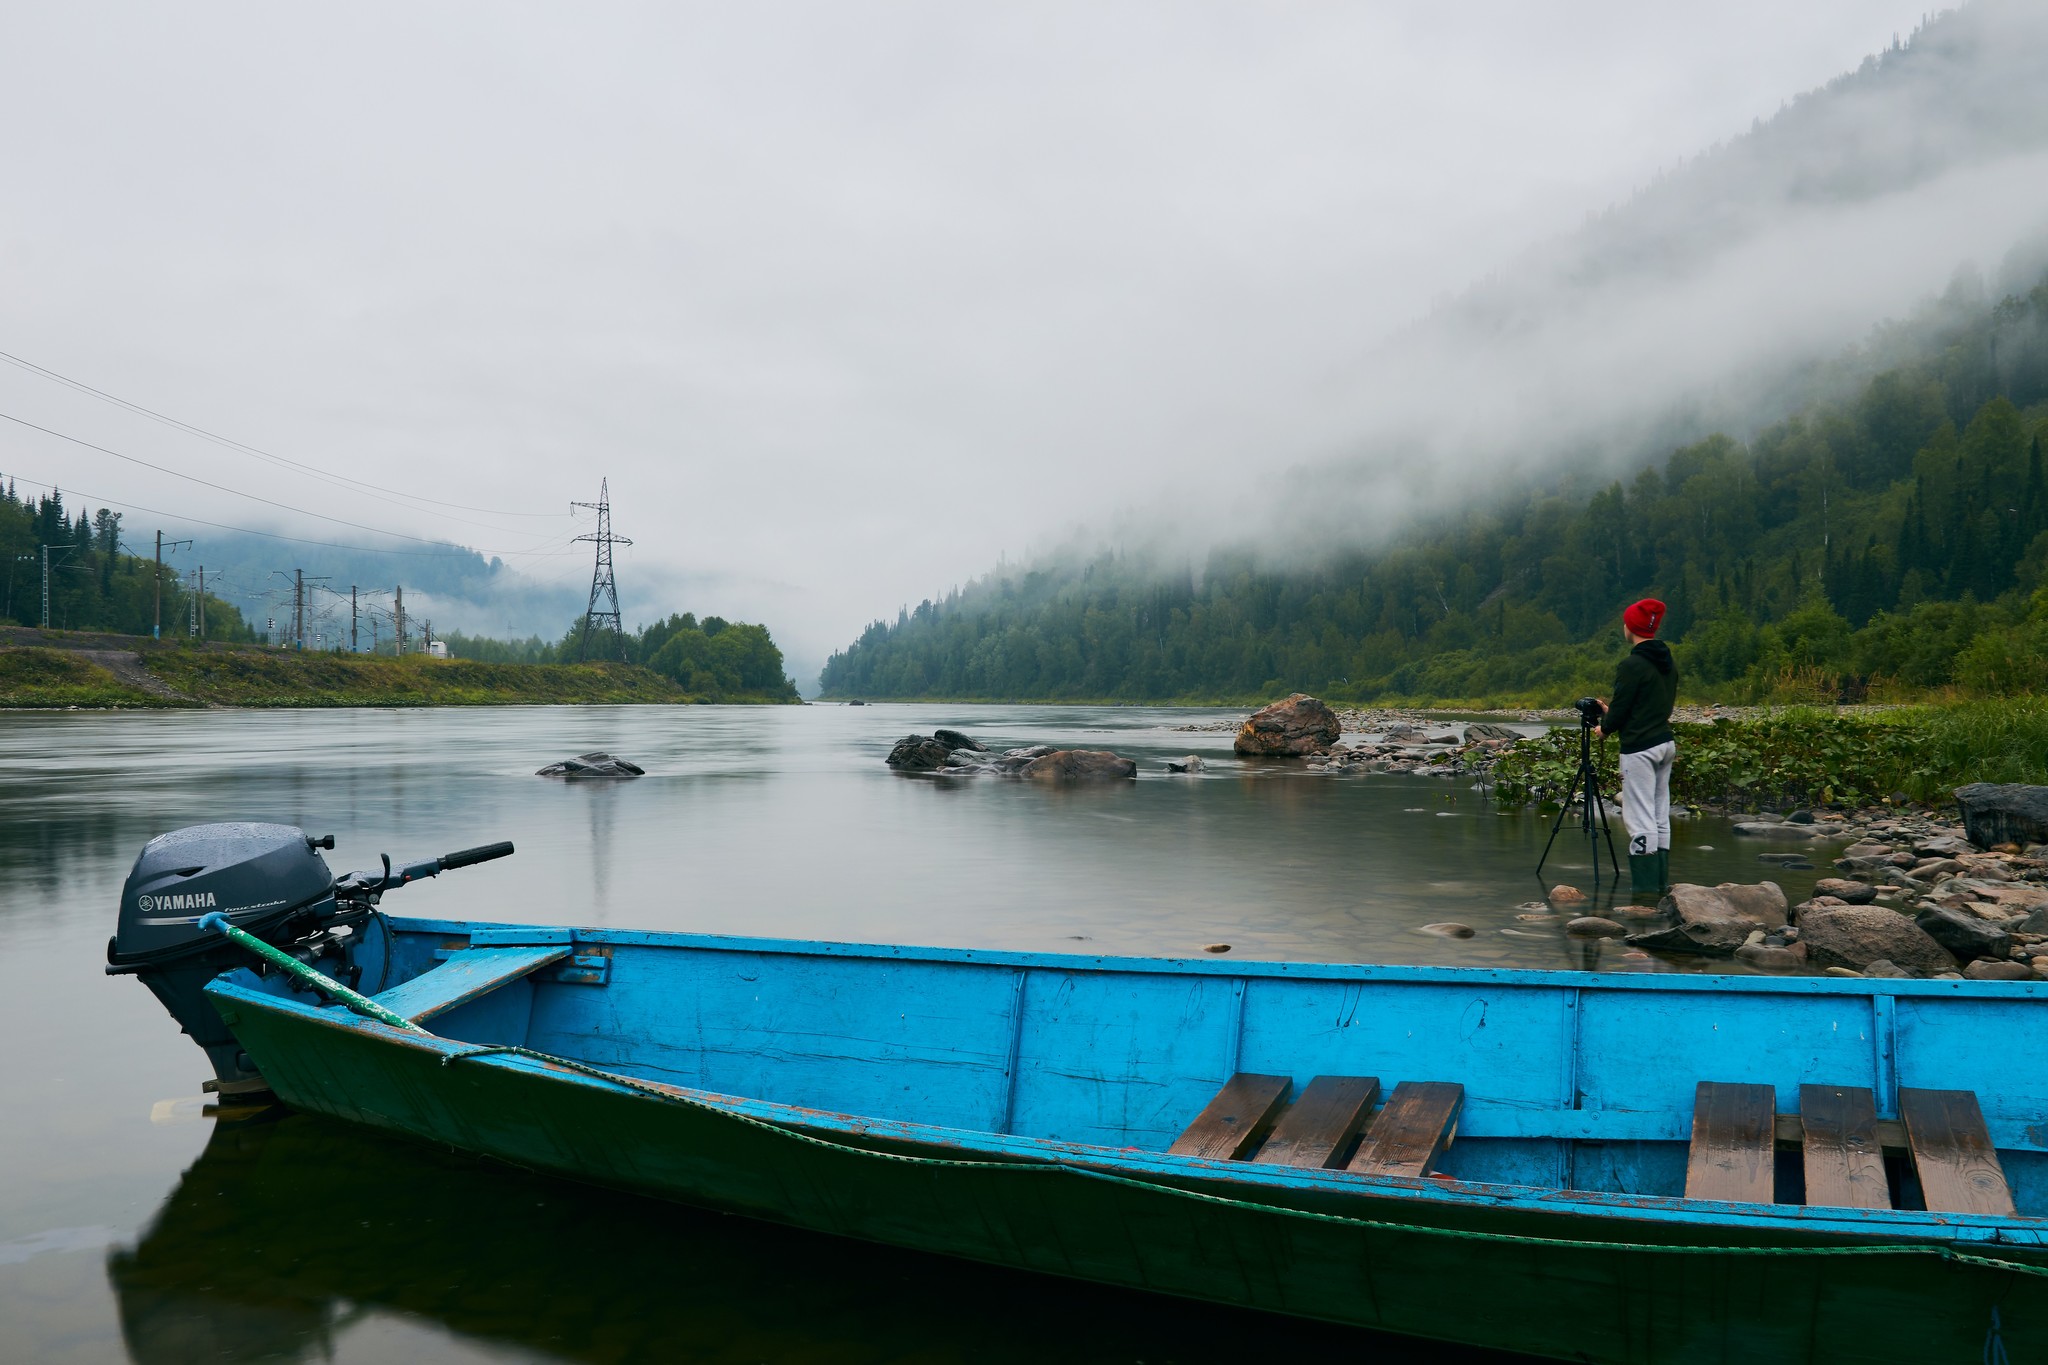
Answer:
[{"left": 215, "top": 988, "right": 2048, "bottom": 1365}]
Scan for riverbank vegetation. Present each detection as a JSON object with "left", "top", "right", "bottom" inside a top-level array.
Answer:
[
  {"left": 1492, "top": 700, "right": 2048, "bottom": 813},
  {"left": 137, "top": 650, "right": 707, "bottom": 707},
  {"left": 821, "top": 267, "right": 2048, "bottom": 708},
  {"left": 444, "top": 611, "right": 801, "bottom": 702},
  {"left": 0, "top": 647, "right": 189, "bottom": 708}
]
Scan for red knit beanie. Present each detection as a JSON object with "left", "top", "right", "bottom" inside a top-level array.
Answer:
[{"left": 1623, "top": 598, "right": 1666, "bottom": 637}]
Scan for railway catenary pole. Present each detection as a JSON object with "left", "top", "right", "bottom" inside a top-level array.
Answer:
[{"left": 351, "top": 585, "right": 358, "bottom": 653}]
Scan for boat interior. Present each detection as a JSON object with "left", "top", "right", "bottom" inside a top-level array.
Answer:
[{"left": 253, "top": 916, "right": 2048, "bottom": 1219}]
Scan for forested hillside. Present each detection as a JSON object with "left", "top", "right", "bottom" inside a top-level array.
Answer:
[
  {"left": 821, "top": 269, "right": 2048, "bottom": 705},
  {"left": 446, "top": 611, "right": 801, "bottom": 703},
  {"left": 0, "top": 485, "right": 254, "bottom": 640}
]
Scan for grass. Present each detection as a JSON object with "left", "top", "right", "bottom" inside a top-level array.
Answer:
[
  {"left": 1491, "top": 699, "right": 2048, "bottom": 812},
  {"left": 0, "top": 648, "right": 192, "bottom": 708},
  {"left": 139, "top": 650, "right": 724, "bottom": 707}
]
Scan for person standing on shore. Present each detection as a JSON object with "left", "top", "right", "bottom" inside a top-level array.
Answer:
[{"left": 1595, "top": 598, "right": 1678, "bottom": 897}]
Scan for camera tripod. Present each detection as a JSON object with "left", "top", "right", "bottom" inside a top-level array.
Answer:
[{"left": 1535, "top": 716, "right": 1623, "bottom": 882}]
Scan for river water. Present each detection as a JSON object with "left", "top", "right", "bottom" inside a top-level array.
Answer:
[{"left": 0, "top": 704, "right": 1842, "bottom": 1363}]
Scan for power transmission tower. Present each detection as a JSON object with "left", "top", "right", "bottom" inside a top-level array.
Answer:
[{"left": 572, "top": 478, "right": 632, "bottom": 661}]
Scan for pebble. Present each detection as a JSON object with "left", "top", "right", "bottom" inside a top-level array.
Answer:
[
  {"left": 1203, "top": 944, "right": 1232, "bottom": 954},
  {"left": 1547, "top": 885, "right": 1588, "bottom": 906},
  {"left": 1824, "top": 967, "right": 1865, "bottom": 978},
  {"left": 1417, "top": 923, "right": 1476, "bottom": 938}
]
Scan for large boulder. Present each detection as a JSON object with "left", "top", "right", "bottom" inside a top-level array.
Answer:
[
  {"left": 1954, "top": 784, "right": 2048, "bottom": 849},
  {"left": 1234, "top": 694, "right": 1341, "bottom": 757},
  {"left": 1625, "top": 882, "right": 1788, "bottom": 956},
  {"left": 536, "top": 751, "right": 644, "bottom": 777},
  {"left": 1020, "top": 749, "right": 1138, "bottom": 780},
  {"left": 1797, "top": 907, "right": 1957, "bottom": 975},
  {"left": 1462, "top": 722, "right": 1520, "bottom": 743},
  {"left": 885, "top": 734, "right": 953, "bottom": 771},
  {"left": 933, "top": 728, "right": 987, "bottom": 752}
]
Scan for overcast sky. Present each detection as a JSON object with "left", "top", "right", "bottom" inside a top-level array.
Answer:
[{"left": 0, "top": 2, "right": 1949, "bottom": 678}]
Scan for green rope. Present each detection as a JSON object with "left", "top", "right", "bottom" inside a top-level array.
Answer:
[
  {"left": 436, "top": 1042, "right": 2048, "bottom": 1278},
  {"left": 201, "top": 913, "right": 426, "bottom": 1034}
]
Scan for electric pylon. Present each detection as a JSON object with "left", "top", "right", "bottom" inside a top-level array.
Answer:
[{"left": 573, "top": 478, "right": 632, "bottom": 661}]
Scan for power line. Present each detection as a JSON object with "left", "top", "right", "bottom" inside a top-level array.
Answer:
[
  {"left": 0, "top": 348, "right": 563, "bottom": 519},
  {"left": 0, "top": 408, "right": 575, "bottom": 552},
  {"left": 0, "top": 468, "right": 580, "bottom": 559}
]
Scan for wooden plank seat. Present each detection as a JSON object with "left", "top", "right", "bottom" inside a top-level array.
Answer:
[
  {"left": 371, "top": 944, "right": 572, "bottom": 1024},
  {"left": 1685, "top": 1081, "right": 1776, "bottom": 1203},
  {"left": 1899, "top": 1087, "right": 2015, "bottom": 1215},
  {"left": 1799, "top": 1084, "right": 1890, "bottom": 1210},
  {"left": 1254, "top": 1076, "right": 1381, "bottom": 1169},
  {"left": 1167, "top": 1073, "right": 1292, "bottom": 1161},
  {"left": 1347, "top": 1081, "right": 1464, "bottom": 1178}
]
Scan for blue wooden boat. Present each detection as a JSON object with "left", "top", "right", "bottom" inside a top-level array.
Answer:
[{"left": 112, "top": 825, "right": 2048, "bottom": 1362}]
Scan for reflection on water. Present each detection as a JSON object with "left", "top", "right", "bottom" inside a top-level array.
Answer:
[
  {"left": 0, "top": 704, "right": 1842, "bottom": 1362},
  {"left": 107, "top": 1111, "right": 1516, "bottom": 1365}
]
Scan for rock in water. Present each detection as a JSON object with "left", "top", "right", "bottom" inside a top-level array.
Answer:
[
  {"left": 1547, "top": 885, "right": 1588, "bottom": 906},
  {"left": 535, "top": 751, "right": 645, "bottom": 777},
  {"left": 1914, "top": 904, "right": 2013, "bottom": 961},
  {"left": 1233, "top": 693, "right": 1341, "bottom": 757},
  {"left": 1625, "top": 882, "right": 1788, "bottom": 956},
  {"left": 933, "top": 728, "right": 987, "bottom": 752},
  {"left": 1796, "top": 907, "right": 1957, "bottom": 974},
  {"left": 1164, "top": 755, "right": 1206, "bottom": 773},
  {"left": 1019, "top": 749, "right": 1138, "bottom": 780},
  {"left": 1418, "top": 922, "right": 1476, "bottom": 938},
  {"left": 1811, "top": 878, "right": 1877, "bottom": 905},
  {"left": 1462, "top": 722, "right": 1520, "bottom": 743},
  {"left": 1668, "top": 881, "right": 1789, "bottom": 928},
  {"left": 885, "top": 735, "right": 953, "bottom": 771},
  {"left": 1565, "top": 917, "right": 1626, "bottom": 938},
  {"left": 1954, "top": 783, "right": 2048, "bottom": 849}
]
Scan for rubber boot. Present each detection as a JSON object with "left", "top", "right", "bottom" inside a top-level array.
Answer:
[
  {"left": 1628, "top": 853, "right": 1662, "bottom": 901},
  {"left": 1656, "top": 848, "right": 1671, "bottom": 893}
]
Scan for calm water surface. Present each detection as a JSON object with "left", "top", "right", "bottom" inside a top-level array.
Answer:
[{"left": 0, "top": 705, "right": 1843, "bottom": 1363}]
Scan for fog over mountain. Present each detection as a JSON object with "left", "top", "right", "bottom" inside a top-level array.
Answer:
[{"left": 0, "top": 2, "right": 2017, "bottom": 686}]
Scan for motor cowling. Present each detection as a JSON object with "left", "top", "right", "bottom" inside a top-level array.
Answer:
[{"left": 110, "top": 823, "right": 343, "bottom": 1087}]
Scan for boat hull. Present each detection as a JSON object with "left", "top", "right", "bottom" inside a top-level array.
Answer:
[{"left": 213, "top": 983, "right": 2048, "bottom": 1365}]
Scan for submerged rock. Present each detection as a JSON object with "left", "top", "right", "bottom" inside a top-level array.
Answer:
[
  {"left": 1164, "top": 755, "right": 1207, "bottom": 773},
  {"left": 1418, "top": 922, "right": 1476, "bottom": 938},
  {"left": 1019, "top": 749, "right": 1138, "bottom": 780},
  {"left": 1565, "top": 917, "right": 1626, "bottom": 938},
  {"left": 535, "top": 751, "right": 645, "bottom": 777},
  {"left": 1233, "top": 693, "right": 1341, "bottom": 757}
]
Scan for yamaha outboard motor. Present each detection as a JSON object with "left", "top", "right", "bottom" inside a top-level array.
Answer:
[{"left": 108, "top": 822, "right": 513, "bottom": 1092}]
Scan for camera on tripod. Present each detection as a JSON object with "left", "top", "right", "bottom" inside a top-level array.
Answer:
[{"left": 1539, "top": 696, "right": 1622, "bottom": 881}]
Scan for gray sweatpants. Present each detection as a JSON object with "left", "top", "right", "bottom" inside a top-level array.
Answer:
[{"left": 1620, "top": 741, "right": 1675, "bottom": 856}]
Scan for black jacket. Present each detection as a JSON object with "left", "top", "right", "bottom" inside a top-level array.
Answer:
[{"left": 1604, "top": 640, "right": 1677, "bottom": 755}]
